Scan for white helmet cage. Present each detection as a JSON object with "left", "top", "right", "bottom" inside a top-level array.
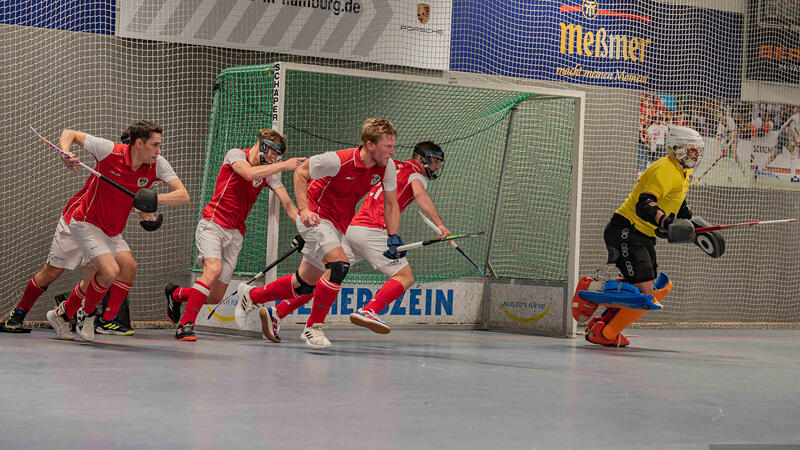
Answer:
[{"left": 666, "top": 126, "right": 704, "bottom": 168}]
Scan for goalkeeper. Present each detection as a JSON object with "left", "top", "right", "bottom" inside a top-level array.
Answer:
[{"left": 585, "top": 126, "right": 721, "bottom": 347}]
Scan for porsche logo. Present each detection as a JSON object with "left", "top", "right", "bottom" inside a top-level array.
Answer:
[{"left": 417, "top": 3, "right": 430, "bottom": 24}]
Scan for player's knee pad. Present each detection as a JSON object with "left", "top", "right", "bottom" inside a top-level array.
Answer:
[
  {"left": 294, "top": 271, "right": 315, "bottom": 295},
  {"left": 325, "top": 261, "right": 350, "bottom": 284}
]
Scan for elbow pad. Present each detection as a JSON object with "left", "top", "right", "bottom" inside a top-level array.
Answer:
[{"left": 635, "top": 193, "right": 664, "bottom": 227}]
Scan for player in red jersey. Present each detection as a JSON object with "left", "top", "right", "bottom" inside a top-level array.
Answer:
[
  {"left": 1, "top": 175, "right": 143, "bottom": 336},
  {"left": 235, "top": 118, "right": 402, "bottom": 349},
  {"left": 248, "top": 141, "right": 450, "bottom": 340},
  {"left": 163, "top": 129, "right": 304, "bottom": 341},
  {"left": 45, "top": 121, "right": 190, "bottom": 342}
]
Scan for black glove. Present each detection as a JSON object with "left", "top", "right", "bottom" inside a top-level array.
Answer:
[
  {"left": 291, "top": 234, "right": 305, "bottom": 251},
  {"left": 655, "top": 213, "right": 695, "bottom": 243},
  {"left": 133, "top": 188, "right": 158, "bottom": 213},
  {"left": 139, "top": 213, "right": 163, "bottom": 232},
  {"left": 383, "top": 234, "right": 407, "bottom": 260}
]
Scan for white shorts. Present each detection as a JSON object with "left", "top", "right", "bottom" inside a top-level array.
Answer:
[
  {"left": 46, "top": 217, "right": 86, "bottom": 270},
  {"left": 342, "top": 225, "right": 409, "bottom": 277},
  {"left": 296, "top": 217, "right": 344, "bottom": 271},
  {"left": 69, "top": 220, "right": 131, "bottom": 263},
  {"left": 194, "top": 219, "right": 244, "bottom": 284}
]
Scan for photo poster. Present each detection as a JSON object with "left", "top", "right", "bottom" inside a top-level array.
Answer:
[{"left": 638, "top": 92, "right": 800, "bottom": 190}]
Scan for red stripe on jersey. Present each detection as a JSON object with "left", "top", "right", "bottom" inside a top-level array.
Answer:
[
  {"left": 62, "top": 176, "right": 96, "bottom": 225},
  {"left": 307, "top": 148, "right": 387, "bottom": 234},
  {"left": 351, "top": 159, "right": 424, "bottom": 229},
  {"left": 201, "top": 149, "right": 272, "bottom": 235},
  {"left": 71, "top": 144, "right": 160, "bottom": 237}
]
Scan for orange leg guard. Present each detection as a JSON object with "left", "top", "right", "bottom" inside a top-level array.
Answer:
[{"left": 601, "top": 278, "right": 673, "bottom": 342}]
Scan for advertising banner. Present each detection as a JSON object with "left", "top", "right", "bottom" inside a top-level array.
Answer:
[
  {"left": 745, "top": 0, "right": 800, "bottom": 86},
  {"left": 639, "top": 92, "right": 800, "bottom": 190},
  {"left": 451, "top": 0, "right": 742, "bottom": 98},
  {"left": 117, "top": 0, "right": 451, "bottom": 70},
  {"left": 196, "top": 278, "right": 485, "bottom": 332}
]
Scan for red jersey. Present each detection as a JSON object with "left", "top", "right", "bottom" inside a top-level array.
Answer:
[
  {"left": 71, "top": 134, "right": 178, "bottom": 237},
  {"left": 306, "top": 147, "right": 397, "bottom": 233},
  {"left": 351, "top": 159, "right": 428, "bottom": 229},
  {"left": 201, "top": 148, "right": 283, "bottom": 235},
  {"left": 62, "top": 176, "right": 96, "bottom": 225}
]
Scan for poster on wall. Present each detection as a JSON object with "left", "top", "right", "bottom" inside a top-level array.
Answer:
[
  {"left": 639, "top": 92, "right": 800, "bottom": 190},
  {"left": 745, "top": 0, "right": 800, "bottom": 86},
  {"left": 117, "top": 0, "right": 451, "bottom": 70}
]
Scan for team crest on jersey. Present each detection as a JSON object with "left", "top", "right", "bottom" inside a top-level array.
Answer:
[
  {"left": 137, "top": 177, "right": 149, "bottom": 187},
  {"left": 370, "top": 174, "right": 381, "bottom": 185},
  {"left": 252, "top": 178, "right": 264, "bottom": 188}
]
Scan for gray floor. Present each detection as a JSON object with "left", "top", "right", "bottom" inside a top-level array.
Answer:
[{"left": 1, "top": 326, "right": 799, "bottom": 450}]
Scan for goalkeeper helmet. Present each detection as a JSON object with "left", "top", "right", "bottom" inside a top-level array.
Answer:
[
  {"left": 666, "top": 126, "right": 704, "bottom": 169},
  {"left": 413, "top": 141, "right": 445, "bottom": 180}
]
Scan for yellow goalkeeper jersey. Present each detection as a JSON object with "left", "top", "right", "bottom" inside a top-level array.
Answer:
[{"left": 616, "top": 156, "right": 692, "bottom": 237}]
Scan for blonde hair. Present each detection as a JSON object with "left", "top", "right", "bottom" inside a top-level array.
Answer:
[
  {"left": 360, "top": 118, "right": 397, "bottom": 145},
  {"left": 258, "top": 129, "right": 286, "bottom": 150}
]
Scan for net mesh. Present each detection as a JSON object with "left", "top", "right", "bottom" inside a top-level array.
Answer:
[
  {"left": 2, "top": 1, "right": 799, "bottom": 326},
  {"left": 192, "top": 64, "right": 577, "bottom": 285}
]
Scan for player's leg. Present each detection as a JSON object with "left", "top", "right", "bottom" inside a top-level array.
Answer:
[
  {"left": 96, "top": 248, "right": 136, "bottom": 336},
  {"left": 253, "top": 260, "right": 324, "bottom": 342},
  {"left": 174, "top": 258, "right": 221, "bottom": 341},
  {"left": 1, "top": 263, "right": 64, "bottom": 333},
  {"left": 347, "top": 226, "right": 411, "bottom": 334},
  {"left": 587, "top": 216, "right": 658, "bottom": 347}
]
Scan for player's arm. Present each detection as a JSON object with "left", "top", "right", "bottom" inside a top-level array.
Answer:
[
  {"left": 294, "top": 159, "right": 319, "bottom": 226},
  {"left": 383, "top": 189, "right": 400, "bottom": 235},
  {"left": 635, "top": 191, "right": 669, "bottom": 228},
  {"left": 411, "top": 179, "right": 450, "bottom": 237},
  {"left": 232, "top": 157, "right": 306, "bottom": 181},
  {"left": 157, "top": 178, "right": 190, "bottom": 206},
  {"left": 58, "top": 129, "right": 86, "bottom": 172},
  {"left": 273, "top": 186, "right": 299, "bottom": 221}
]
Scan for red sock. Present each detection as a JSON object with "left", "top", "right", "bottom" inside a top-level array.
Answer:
[
  {"left": 83, "top": 276, "right": 110, "bottom": 315},
  {"left": 250, "top": 273, "right": 298, "bottom": 305},
  {"left": 365, "top": 278, "right": 406, "bottom": 314},
  {"left": 172, "top": 287, "right": 190, "bottom": 303},
  {"left": 180, "top": 281, "right": 210, "bottom": 326},
  {"left": 64, "top": 284, "right": 87, "bottom": 319},
  {"left": 102, "top": 280, "right": 131, "bottom": 322},
  {"left": 275, "top": 294, "right": 313, "bottom": 319},
  {"left": 16, "top": 277, "right": 46, "bottom": 311},
  {"left": 306, "top": 278, "right": 340, "bottom": 326}
]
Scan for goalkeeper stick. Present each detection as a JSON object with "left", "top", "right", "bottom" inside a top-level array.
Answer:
[
  {"left": 206, "top": 242, "right": 303, "bottom": 320},
  {"left": 417, "top": 211, "right": 484, "bottom": 276},
  {"left": 396, "top": 231, "right": 484, "bottom": 252},
  {"left": 694, "top": 218, "right": 798, "bottom": 233}
]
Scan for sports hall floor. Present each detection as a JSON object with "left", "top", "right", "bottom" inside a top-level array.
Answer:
[{"left": 2, "top": 326, "right": 799, "bottom": 449}]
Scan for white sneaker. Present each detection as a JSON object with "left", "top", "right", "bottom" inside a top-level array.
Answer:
[
  {"left": 46, "top": 302, "right": 74, "bottom": 341},
  {"left": 75, "top": 307, "right": 96, "bottom": 342},
  {"left": 259, "top": 306, "right": 281, "bottom": 343},
  {"left": 234, "top": 284, "right": 256, "bottom": 329},
  {"left": 301, "top": 323, "right": 332, "bottom": 349}
]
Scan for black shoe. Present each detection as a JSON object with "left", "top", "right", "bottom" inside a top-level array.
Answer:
[
  {"left": 175, "top": 322, "right": 196, "bottom": 341},
  {"left": 96, "top": 317, "right": 135, "bottom": 336},
  {"left": 0, "top": 308, "right": 31, "bottom": 333},
  {"left": 164, "top": 283, "right": 182, "bottom": 325}
]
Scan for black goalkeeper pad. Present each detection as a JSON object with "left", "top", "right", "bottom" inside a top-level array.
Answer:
[
  {"left": 133, "top": 188, "right": 158, "bottom": 213},
  {"left": 140, "top": 213, "right": 163, "bottom": 231}
]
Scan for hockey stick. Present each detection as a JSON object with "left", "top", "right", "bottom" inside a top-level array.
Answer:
[
  {"left": 694, "top": 151, "right": 726, "bottom": 183},
  {"left": 396, "top": 231, "right": 485, "bottom": 252},
  {"left": 206, "top": 241, "right": 303, "bottom": 320},
  {"left": 694, "top": 218, "right": 798, "bottom": 233},
  {"left": 417, "top": 211, "right": 484, "bottom": 276},
  {"left": 31, "top": 126, "right": 158, "bottom": 212}
]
